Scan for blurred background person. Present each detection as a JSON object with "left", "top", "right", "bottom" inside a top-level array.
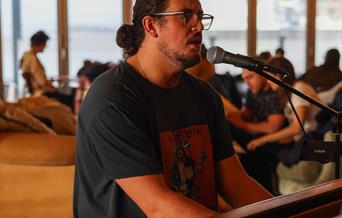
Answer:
[
  {"left": 245, "top": 57, "right": 321, "bottom": 194},
  {"left": 301, "top": 48, "right": 342, "bottom": 92},
  {"left": 74, "top": 61, "right": 113, "bottom": 114},
  {"left": 20, "top": 30, "right": 56, "bottom": 96},
  {"left": 275, "top": 48, "right": 285, "bottom": 58},
  {"left": 20, "top": 30, "right": 74, "bottom": 110}
]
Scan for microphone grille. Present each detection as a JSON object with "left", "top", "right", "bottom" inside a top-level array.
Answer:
[{"left": 207, "top": 46, "right": 224, "bottom": 64}]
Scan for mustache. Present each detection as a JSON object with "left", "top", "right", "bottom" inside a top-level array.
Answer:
[{"left": 187, "top": 32, "right": 202, "bottom": 44}]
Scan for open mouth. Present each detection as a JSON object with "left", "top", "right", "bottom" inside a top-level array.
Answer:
[
  {"left": 187, "top": 41, "right": 202, "bottom": 51},
  {"left": 187, "top": 34, "right": 202, "bottom": 46}
]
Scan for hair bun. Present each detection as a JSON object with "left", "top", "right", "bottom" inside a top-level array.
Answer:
[{"left": 116, "top": 24, "right": 136, "bottom": 49}]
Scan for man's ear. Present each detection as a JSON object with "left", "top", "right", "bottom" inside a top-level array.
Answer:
[{"left": 142, "top": 16, "right": 158, "bottom": 37}]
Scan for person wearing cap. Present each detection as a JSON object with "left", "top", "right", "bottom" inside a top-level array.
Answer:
[
  {"left": 73, "top": 0, "right": 272, "bottom": 217},
  {"left": 20, "top": 30, "right": 56, "bottom": 96}
]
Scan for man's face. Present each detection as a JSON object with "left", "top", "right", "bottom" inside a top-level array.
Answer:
[
  {"left": 37, "top": 42, "right": 47, "bottom": 53},
  {"left": 156, "top": 0, "right": 204, "bottom": 69},
  {"left": 242, "top": 69, "right": 267, "bottom": 94}
]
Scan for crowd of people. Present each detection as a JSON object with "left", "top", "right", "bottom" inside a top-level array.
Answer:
[
  {"left": 188, "top": 45, "right": 341, "bottom": 195},
  {"left": 4, "top": 0, "right": 341, "bottom": 216}
]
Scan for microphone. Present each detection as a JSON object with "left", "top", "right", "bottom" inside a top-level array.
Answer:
[{"left": 207, "top": 46, "right": 288, "bottom": 77}]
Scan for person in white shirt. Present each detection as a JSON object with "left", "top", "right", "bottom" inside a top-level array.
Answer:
[{"left": 20, "top": 30, "right": 56, "bottom": 96}]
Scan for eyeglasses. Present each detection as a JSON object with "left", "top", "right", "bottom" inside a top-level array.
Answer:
[{"left": 153, "top": 9, "right": 214, "bottom": 30}]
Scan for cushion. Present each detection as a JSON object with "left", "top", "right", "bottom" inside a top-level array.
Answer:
[
  {"left": 30, "top": 105, "right": 76, "bottom": 135},
  {"left": 0, "top": 103, "right": 54, "bottom": 134},
  {"left": 16, "top": 95, "right": 62, "bottom": 110},
  {"left": 0, "top": 133, "right": 76, "bottom": 165}
]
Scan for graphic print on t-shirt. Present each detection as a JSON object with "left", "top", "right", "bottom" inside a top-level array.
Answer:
[{"left": 159, "top": 124, "right": 216, "bottom": 208}]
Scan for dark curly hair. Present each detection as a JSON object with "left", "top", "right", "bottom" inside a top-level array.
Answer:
[
  {"left": 116, "top": 0, "right": 169, "bottom": 57},
  {"left": 31, "top": 30, "right": 49, "bottom": 47},
  {"left": 268, "top": 57, "right": 296, "bottom": 86}
]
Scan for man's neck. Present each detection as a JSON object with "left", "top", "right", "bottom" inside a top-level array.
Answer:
[
  {"left": 30, "top": 47, "right": 40, "bottom": 54},
  {"left": 127, "top": 51, "right": 183, "bottom": 88}
]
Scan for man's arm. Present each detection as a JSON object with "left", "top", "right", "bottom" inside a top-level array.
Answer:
[
  {"left": 216, "top": 154, "right": 272, "bottom": 208},
  {"left": 247, "top": 105, "right": 309, "bottom": 150},
  {"left": 116, "top": 174, "right": 217, "bottom": 218},
  {"left": 244, "top": 114, "right": 286, "bottom": 134},
  {"left": 227, "top": 106, "right": 254, "bottom": 129}
]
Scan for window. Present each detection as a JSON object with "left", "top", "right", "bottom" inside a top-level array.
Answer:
[
  {"left": 20, "top": 0, "right": 58, "bottom": 79},
  {"left": 316, "top": 0, "right": 342, "bottom": 68},
  {"left": 201, "top": 0, "right": 248, "bottom": 75},
  {"left": 2, "top": 0, "right": 14, "bottom": 85},
  {"left": 2, "top": 0, "right": 58, "bottom": 100},
  {"left": 257, "top": 0, "right": 307, "bottom": 75},
  {"left": 68, "top": 0, "right": 122, "bottom": 78}
]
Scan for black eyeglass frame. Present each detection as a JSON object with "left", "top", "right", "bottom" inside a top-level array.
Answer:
[{"left": 152, "top": 10, "right": 214, "bottom": 30}]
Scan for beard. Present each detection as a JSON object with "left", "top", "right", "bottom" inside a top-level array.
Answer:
[{"left": 158, "top": 41, "right": 201, "bottom": 69}]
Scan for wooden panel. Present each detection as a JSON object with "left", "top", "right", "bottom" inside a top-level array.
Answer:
[
  {"left": 215, "top": 179, "right": 342, "bottom": 218},
  {"left": 290, "top": 200, "right": 342, "bottom": 218}
]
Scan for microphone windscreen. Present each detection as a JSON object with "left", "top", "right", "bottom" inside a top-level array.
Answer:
[{"left": 207, "top": 46, "right": 224, "bottom": 64}]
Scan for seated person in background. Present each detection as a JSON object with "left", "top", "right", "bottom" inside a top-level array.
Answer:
[
  {"left": 74, "top": 61, "right": 113, "bottom": 114},
  {"left": 247, "top": 57, "right": 321, "bottom": 152},
  {"left": 245, "top": 57, "right": 321, "bottom": 193},
  {"left": 227, "top": 65, "right": 286, "bottom": 149},
  {"left": 20, "top": 30, "right": 74, "bottom": 110},
  {"left": 225, "top": 63, "right": 286, "bottom": 193},
  {"left": 301, "top": 48, "right": 342, "bottom": 92},
  {"left": 20, "top": 31, "right": 56, "bottom": 96},
  {"left": 259, "top": 51, "right": 272, "bottom": 63},
  {"left": 275, "top": 48, "right": 285, "bottom": 58}
]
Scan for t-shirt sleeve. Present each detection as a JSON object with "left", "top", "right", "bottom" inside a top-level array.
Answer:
[
  {"left": 208, "top": 88, "right": 235, "bottom": 162},
  {"left": 85, "top": 102, "right": 162, "bottom": 180},
  {"left": 267, "top": 91, "right": 285, "bottom": 115},
  {"left": 244, "top": 90, "right": 254, "bottom": 109}
]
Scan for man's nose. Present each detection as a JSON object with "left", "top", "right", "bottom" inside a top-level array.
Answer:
[{"left": 190, "top": 15, "right": 204, "bottom": 31}]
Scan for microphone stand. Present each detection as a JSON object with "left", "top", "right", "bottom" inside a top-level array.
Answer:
[{"left": 253, "top": 67, "right": 342, "bottom": 179}]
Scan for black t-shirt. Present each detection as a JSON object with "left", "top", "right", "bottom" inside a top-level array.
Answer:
[
  {"left": 73, "top": 62, "right": 234, "bottom": 217},
  {"left": 245, "top": 89, "right": 284, "bottom": 122}
]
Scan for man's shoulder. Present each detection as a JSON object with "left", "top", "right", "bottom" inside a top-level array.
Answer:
[
  {"left": 89, "top": 63, "right": 136, "bottom": 96},
  {"left": 20, "top": 50, "right": 38, "bottom": 67},
  {"left": 80, "top": 63, "right": 149, "bottom": 118}
]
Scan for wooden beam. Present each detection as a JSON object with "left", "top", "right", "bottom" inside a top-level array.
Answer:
[
  {"left": 248, "top": 0, "right": 257, "bottom": 56},
  {"left": 306, "top": 0, "right": 316, "bottom": 70},
  {"left": 123, "top": 0, "right": 133, "bottom": 24},
  {"left": 57, "top": 0, "right": 69, "bottom": 78}
]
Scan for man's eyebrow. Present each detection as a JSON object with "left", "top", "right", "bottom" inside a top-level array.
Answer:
[{"left": 176, "top": 8, "right": 203, "bottom": 13}]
